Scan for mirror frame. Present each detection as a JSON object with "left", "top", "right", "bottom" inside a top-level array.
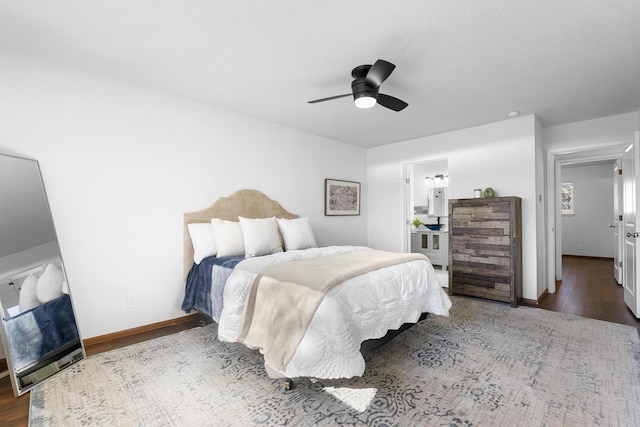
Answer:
[{"left": 0, "top": 153, "right": 85, "bottom": 396}]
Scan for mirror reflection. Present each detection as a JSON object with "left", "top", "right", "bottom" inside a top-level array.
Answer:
[
  {"left": 410, "top": 159, "right": 449, "bottom": 224},
  {"left": 0, "top": 153, "right": 84, "bottom": 396},
  {"left": 425, "top": 175, "right": 449, "bottom": 218}
]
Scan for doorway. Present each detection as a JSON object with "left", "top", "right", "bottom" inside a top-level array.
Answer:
[
  {"left": 404, "top": 158, "right": 449, "bottom": 287},
  {"left": 553, "top": 160, "right": 622, "bottom": 319},
  {"left": 546, "top": 142, "right": 627, "bottom": 297},
  {"left": 559, "top": 161, "right": 617, "bottom": 259}
]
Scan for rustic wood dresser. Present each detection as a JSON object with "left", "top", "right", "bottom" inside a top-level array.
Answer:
[{"left": 448, "top": 196, "right": 522, "bottom": 307}]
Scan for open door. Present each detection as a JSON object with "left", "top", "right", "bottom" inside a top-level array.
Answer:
[
  {"left": 614, "top": 159, "right": 623, "bottom": 284},
  {"left": 623, "top": 132, "right": 640, "bottom": 317}
]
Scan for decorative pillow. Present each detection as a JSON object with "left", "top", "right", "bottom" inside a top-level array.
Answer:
[
  {"left": 276, "top": 217, "right": 318, "bottom": 251},
  {"left": 210, "top": 218, "right": 245, "bottom": 257},
  {"left": 187, "top": 222, "right": 218, "bottom": 264},
  {"left": 36, "top": 263, "right": 65, "bottom": 303},
  {"left": 238, "top": 216, "right": 283, "bottom": 258},
  {"left": 19, "top": 273, "right": 41, "bottom": 313}
]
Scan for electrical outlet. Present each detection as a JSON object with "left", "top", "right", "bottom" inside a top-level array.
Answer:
[{"left": 126, "top": 294, "right": 137, "bottom": 309}]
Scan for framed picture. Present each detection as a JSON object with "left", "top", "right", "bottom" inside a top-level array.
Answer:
[
  {"left": 325, "top": 179, "right": 361, "bottom": 216},
  {"left": 561, "top": 182, "right": 574, "bottom": 215}
]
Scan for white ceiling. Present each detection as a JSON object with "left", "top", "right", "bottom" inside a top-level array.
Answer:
[{"left": 0, "top": 0, "right": 638, "bottom": 149}]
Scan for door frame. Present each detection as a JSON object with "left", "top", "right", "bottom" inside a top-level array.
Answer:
[
  {"left": 403, "top": 157, "right": 450, "bottom": 253},
  {"left": 622, "top": 137, "right": 638, "bottom": 315},
  {"left": 546, "top": 140, "right": 629, "bottom": 293}
]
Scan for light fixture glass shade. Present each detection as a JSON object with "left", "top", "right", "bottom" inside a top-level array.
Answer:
[
  {"left": 426, "top": 174, "right": 449, "bottom": 188},
  {"left": 355, "top": 96, "right": 376, "bottom": 109}
]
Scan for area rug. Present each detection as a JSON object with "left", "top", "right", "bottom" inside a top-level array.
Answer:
[{"left": 29, "top": 296, "right": 640, "bottom": 426}]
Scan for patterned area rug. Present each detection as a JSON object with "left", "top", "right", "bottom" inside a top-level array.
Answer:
[{"left": 30, "top": 296, "right": 640, "bottom": 426}]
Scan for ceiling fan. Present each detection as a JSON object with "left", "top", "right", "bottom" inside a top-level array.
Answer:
[{"left": 308, "top": 59, "right": 408, "bottom": 112}]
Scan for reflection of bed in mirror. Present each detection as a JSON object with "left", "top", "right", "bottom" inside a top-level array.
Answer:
[
  {"left": 0, "top": 153, "right": 84, "bottom": 397},
  {"left": 182, "top": 189, "right": 452, "bottom": 382}
]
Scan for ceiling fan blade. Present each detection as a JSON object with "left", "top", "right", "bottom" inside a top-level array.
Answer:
[
  {"left": 377, "top": 93, "right": 408, "bottom": 112},
  {"left": 365, "top": 59, "right": 396, "bottom": 88},
  {"left": 308, "top": 93, "right": 352, "bottom": 104}
]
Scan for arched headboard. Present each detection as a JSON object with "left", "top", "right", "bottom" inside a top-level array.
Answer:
[{"left": 183, "top": 189, "right": 298, "bottom": 278}]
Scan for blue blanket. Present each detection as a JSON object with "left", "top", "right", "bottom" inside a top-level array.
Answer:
[
  {"left": 5, "top": 294, "right": 79, "bottom": 370},
  {"left": 181, "top": 255, "right": 244, "bottom": 320},
  {"left": 33, "top": 294, "right": 79, "bottom": 356}
]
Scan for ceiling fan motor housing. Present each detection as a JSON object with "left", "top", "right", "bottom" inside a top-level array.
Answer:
[{"left": 351, "top": 65, "right": 379, "bottom": 101}]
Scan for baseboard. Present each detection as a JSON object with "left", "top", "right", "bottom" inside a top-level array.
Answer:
[
  {"left": 83, "top": 312, "right": 202, "bottom": 348},
  {"left": 521, "top": 288, "right": 549, "bottom": 308},
  {"left": 520, "top": 297, "right": 540, "bottom": 307}
]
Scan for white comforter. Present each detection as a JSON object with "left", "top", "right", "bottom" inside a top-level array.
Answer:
[{"left": 218, "top": 246, "right": 452, "bottom": 379}]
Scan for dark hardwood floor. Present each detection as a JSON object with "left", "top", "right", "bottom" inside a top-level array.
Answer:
[
  {"left": 2, "top": 256, "right": 638, "bottom": 425},
  {"left": 539, "top": 255, "right": 640, "bottom": 328},
  {"left": 0, "top": 373, "right": 29, "bottom": 427}
]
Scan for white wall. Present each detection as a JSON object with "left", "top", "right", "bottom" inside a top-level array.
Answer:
[
  {"left": 367, "top": 115, "right": 540, "bottom": 301},
  {"left": 0, "top": 50, "right": 367, "bottom": 340},
  {"left": 560, "top": 163, "right": 615, "bottom": 257},
  {"left": 544, "top": 113, "right": 639, "bottom": 149}
]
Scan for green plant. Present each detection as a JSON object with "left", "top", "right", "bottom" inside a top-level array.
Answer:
[{"left": 411, "top": 218, "right": 423, "bottom": 228}]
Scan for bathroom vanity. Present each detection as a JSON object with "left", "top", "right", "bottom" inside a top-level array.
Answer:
[{"left": 411, "top": 230, "right": 448, "bottom": 270}]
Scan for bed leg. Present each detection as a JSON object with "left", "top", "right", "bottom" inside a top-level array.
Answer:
[{"left": 284, "top": 378, "right": 294, "bottom": 391}]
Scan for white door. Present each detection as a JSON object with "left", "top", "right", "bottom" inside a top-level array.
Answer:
[
  {"left": 613, "top": 159, "right": 623, "bottom": 284},
  {"left": 623, "top": 132, "right": 640, "bottom": 317}
]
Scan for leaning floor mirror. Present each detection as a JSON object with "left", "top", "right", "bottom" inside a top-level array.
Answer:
[{"left": 0, "top": 153, "right": 84, "bottom": 396}]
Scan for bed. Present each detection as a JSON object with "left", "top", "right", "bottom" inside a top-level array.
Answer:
[{"left": 181, "top": 189, "right": 451, "bottom": 380}]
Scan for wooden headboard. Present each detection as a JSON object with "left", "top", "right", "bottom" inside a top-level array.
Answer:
[{"left": 183, "top": 189, "right": 298, "bottom": 278}]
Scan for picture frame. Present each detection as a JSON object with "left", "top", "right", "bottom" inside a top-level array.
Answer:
[
  {"left": 561, "top": 182, "right": 574, "bottom": 215},
  {"left": 325, "top": 179, "right": 361, "bottom": 216}
]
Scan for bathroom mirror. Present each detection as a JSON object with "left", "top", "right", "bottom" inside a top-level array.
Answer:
[
  {"left": 427, "top": 186, "right": 448, "bottom": 217},
  {"left": 412, "top": 159, "right": 449, "bottom": 220},
  {"left": 0, "top": 153, "right": 84, "bottom": 397}
]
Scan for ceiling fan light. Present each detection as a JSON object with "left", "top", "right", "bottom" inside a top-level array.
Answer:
[{"left": 354, "top": 95, "right": 376, "bottom": 109}]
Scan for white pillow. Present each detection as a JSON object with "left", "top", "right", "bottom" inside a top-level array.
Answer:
[
  {"left": 19, "top": 273, "right": 41, "bottom": 313},
  {"left": 36, "top": 263, "right": 65, "bottom": 303},
  {"left": 238, "top": 216, "right": 283, "bottom": 258},
  {"left": 210, "top": 218, "right": 245, "bottom": 257},
  {"left": 277, "top": 217, "right": 318, "bottom": 251},
  {"left": 187, "top": 222, "right": 218, "bottom": 264}
]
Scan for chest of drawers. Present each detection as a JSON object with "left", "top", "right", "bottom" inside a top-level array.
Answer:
[{"left": 448, "top": 197, "right": 522, "bottom": 307}]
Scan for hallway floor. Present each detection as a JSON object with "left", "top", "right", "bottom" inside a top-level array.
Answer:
[{"left": 539, "top": 255, "right": 639, "bottom": 328}]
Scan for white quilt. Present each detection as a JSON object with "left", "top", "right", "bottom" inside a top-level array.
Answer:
[{"left": 218, "top": 246, "right": 452, "bottom": 379}]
